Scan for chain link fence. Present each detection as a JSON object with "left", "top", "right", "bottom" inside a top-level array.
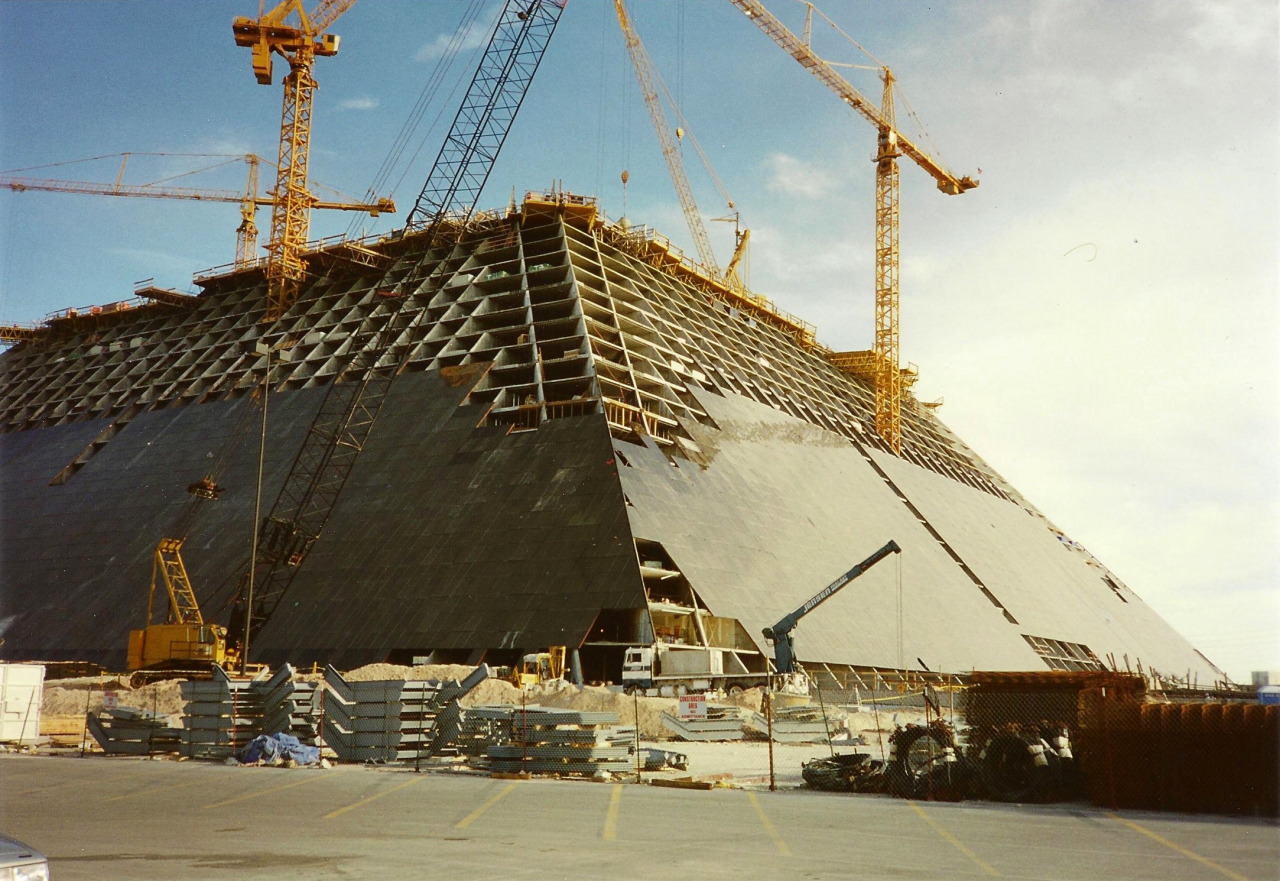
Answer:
[{"left": 802, "top": 668, "right": 1278, "bottom": 817}]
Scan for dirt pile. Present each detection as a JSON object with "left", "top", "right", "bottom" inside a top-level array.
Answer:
[{"left": 41, "top": 677, "right": 185, "bottom": 718}]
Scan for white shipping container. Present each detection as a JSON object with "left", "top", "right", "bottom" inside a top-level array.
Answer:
[{"left": 0, "top": 663, "right": 45, "bottom": 743}]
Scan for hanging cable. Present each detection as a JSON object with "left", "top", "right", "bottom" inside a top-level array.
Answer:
[{"left": 344, "top": 0, "right": 490, "bottom": 237}]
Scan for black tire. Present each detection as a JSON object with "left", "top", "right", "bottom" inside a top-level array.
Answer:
[
  {"left": 890, "top": 727, "right": 953, "bottom": 799},
  {"left": 980, "top": 733, "right": 1061, "bottom": 802},
  {"left": 726, "top": 684, "right": 746, "bottom": 698}
]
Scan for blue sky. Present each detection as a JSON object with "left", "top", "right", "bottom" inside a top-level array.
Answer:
[{"left": 2, "top": 0, "right": 1276, "bottom": 682}]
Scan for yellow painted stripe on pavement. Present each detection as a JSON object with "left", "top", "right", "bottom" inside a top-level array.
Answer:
[
  {"left": 455, "top": 781, "right": 518, "bottom": 830},
  {"left": 909, "top": 801, "right": 1000, "bottom": 877},
  {"left": 1108, "top": 812, "right": 1248, "bottom": 881},
  {"left": 747, "top": 790, "right": 792, "bottom": 856},
  {"left": 203, "top": 773, "right": 325, "bottom": 809},
  {"left": 602, "top": 784, "right": 623, "bottom": 840},
  {"left": 323, "top": 775, "right": 426, "bottom": 820}
]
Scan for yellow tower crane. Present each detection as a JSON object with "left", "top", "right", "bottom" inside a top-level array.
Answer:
[
  {"left": 1, "top": 152, "right": 392, "bottom": 270},
  {"left": 232, "top": 0, "right": 361, "bottom": 321},
  {"left": 728, "top": 0, "right": 978, "bottom": 454}
]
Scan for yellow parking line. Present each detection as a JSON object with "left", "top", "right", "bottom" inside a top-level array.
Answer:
[
  {"left": 454, "top": 781, "right": 518, "bottom": 830},
  {"left": 909, "top": 801, "right": 1000, "bottom": 877},
  {"left": 602, "top": 784, "right": 623, "bottom": 840},
  {"left": 203, "top": 773, "right": 325, "bottom": 809},
  {"left": 323, "top": 775, "right": 426, "bottom": 820},
  {"left": 1108, "top": 813, "right": 1248, "bottom": 881},
  {"left": 746, "top": 790, "right": 792, "bottom": 856}
]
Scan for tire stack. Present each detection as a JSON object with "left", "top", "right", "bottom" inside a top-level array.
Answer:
[
  {"left": 887, "top": 721, "right": 975, "bottom": 801},
  {"left": 971, "top": 723, "right": 1079, "bottom": 802}
]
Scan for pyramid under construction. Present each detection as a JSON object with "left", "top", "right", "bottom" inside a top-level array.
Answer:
[{"left": 0, "top": 191, "right": 1223, "bottom": 685}]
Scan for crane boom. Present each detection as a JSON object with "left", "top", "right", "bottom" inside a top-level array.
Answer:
[
  {"left": 763, "top": 539, "right": 901, "bottom": 673},
  {"left": 615, "top": 0, "right": 721, "bottom": 276},
  {"left": 406, "top": 1, "right": 564, "bottom": 232},
  {"left": 727, "top": 0, "right": 977, "bottom": 195},
  {"left": 727, "top": 0, "right": 977, "bottom": 454},
  {"left": 2, "top": 156, "right": 393, "bottom": 269},
  {"left": 233, "top": 0, "right": 565, "bottom": 664}
]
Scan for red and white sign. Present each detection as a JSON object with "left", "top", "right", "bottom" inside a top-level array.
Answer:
[
  {"left": 103, "top": 691, "right": 120, "bottom": 709},
  {"left": 677, "top": 693, "right": 706, "bottom": 720}
]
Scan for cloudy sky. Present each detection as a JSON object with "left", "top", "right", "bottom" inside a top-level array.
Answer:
[{"left": 1, "top": 1, "right": 1275, "bottom": 682}]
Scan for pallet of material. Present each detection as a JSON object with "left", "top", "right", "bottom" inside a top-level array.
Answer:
[
  {"left": 660, "top": 704, "right": 746, "bottom": 741},
  {"left": 744, "top": 704, "right": 847, "bottom": 743},
  {"left": 485, "top": 706, "right": 632, "bottom": 776},
  {"left": 87, "top": 707, "right": 182, "bottom": 755}
]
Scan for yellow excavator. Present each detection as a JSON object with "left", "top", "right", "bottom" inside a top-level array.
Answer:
[
  {"left": 508, "top": 646, "right": 567, "bottom": 688},
  {"left": 126, "top": 537, "right": 240, "bottom": 687}
]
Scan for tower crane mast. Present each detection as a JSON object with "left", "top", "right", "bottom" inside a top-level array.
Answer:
[
  {"left": 727, "top": 0, "right": 978, "bottom": 454},
  {"left": 232, "top": 0, "right": 356, "bottom": 321}
]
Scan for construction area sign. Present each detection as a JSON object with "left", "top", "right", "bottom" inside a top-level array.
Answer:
[{"left": 677, "top": 693, "right": 706, "bottom": 720}]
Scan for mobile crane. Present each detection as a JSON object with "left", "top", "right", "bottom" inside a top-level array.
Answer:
[
  {"left": 762, "top": 540, "right": 901, "bottom": 675},
  {"left": 125, "top": 538, "right": 240, "bottom": 687}
]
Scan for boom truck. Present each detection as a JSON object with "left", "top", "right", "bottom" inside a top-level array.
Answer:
[{"left": 763, "top": 540, "right": 901, "bottom": 675}]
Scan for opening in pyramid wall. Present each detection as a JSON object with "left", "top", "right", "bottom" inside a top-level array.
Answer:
[{"left": 0, "top": 191, "right": 1223, "bottom": 688}]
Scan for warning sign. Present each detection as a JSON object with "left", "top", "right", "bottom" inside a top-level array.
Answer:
[
  {"left": 103, "top": 691, "right": 119, "bottom": 709},
  {"left": 677, "top": 693, "right": 706, "bottom": 720}
]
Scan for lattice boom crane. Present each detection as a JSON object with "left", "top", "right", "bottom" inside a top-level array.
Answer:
[
  {"left": 232, "top": 0, "right": 566, "bottom": 666},
  {"left": 2, "top": 153, "right": 393, "bottom": 269}
]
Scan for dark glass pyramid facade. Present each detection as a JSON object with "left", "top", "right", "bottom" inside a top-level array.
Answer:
[{"left": 0, "top": 192, "right": 1222, "bottom": 685}]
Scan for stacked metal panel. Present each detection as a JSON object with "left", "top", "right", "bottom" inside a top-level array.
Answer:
[
  {"left": 86, "top": 706, "right": 182, "bottom": 755},
  {"left": 258, "top": 664, "right": 322, "bottom": 743},
  {"left": 744, "top": 704, "right": 848, "bottom": 744},
  {"left": 320, "top": 664, "right": 489, "bottom": 763},
  {"left": 660, "top": 705, "right": 747, "bottom": 742},
  {"left": 180, "top": 667, "right": 269, "bottom": 759},
  {"left": 486, "top": 707, "right": 632, "bottom": 776}
]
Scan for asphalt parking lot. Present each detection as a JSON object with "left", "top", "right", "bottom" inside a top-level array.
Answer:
[{"left": 2, "top": 753, "right": 1277, "bottom": 880}]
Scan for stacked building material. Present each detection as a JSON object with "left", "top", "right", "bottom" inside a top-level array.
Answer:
[
  {"left": 454, "top": 704, "right": 515, "bottom": 757},
  {"left": 258, "top": 664, "right": 321, "bottom": 744},
  {"left": 660, "top": 704, "right": 746, "bottom": 741},
  {"left": 180, "top": 667, "right": 269, "bottom": 759},
  {"left": 321, "top": 665, "right": 489, "bottom": 763},
  {"left": 487, "top": 707, "right": 632, "bottom": 776},
  {"left": 86, "top": 706, "right": 182, "bottom": 755},
  {"left": 1075, "top": 698, "right": 1279, "bottom": 817},
  {"left": 745, "top": 704, "right": 847, "bottom": 744}
]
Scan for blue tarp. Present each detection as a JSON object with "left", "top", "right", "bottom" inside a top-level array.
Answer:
[{"left": 238, "top": 732, "right": 320, "bottom": 765}]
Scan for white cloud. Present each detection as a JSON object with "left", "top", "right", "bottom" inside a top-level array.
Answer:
[
  {"left": 763, "top": 152, "right": 836, "bottom": 199},
  {"left": 415, "top": 9, "right": 497, "bottom": 63},
  {"left": 337, "top": 96, "right": 378, "bottom": 111}
]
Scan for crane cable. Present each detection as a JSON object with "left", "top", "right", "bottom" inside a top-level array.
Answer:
[
  {"left": 344, "top": 0, "right": 490, "bottom": 238},
  {"left": 167, "top": 362, "right": 277, "bottom": 543}
]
